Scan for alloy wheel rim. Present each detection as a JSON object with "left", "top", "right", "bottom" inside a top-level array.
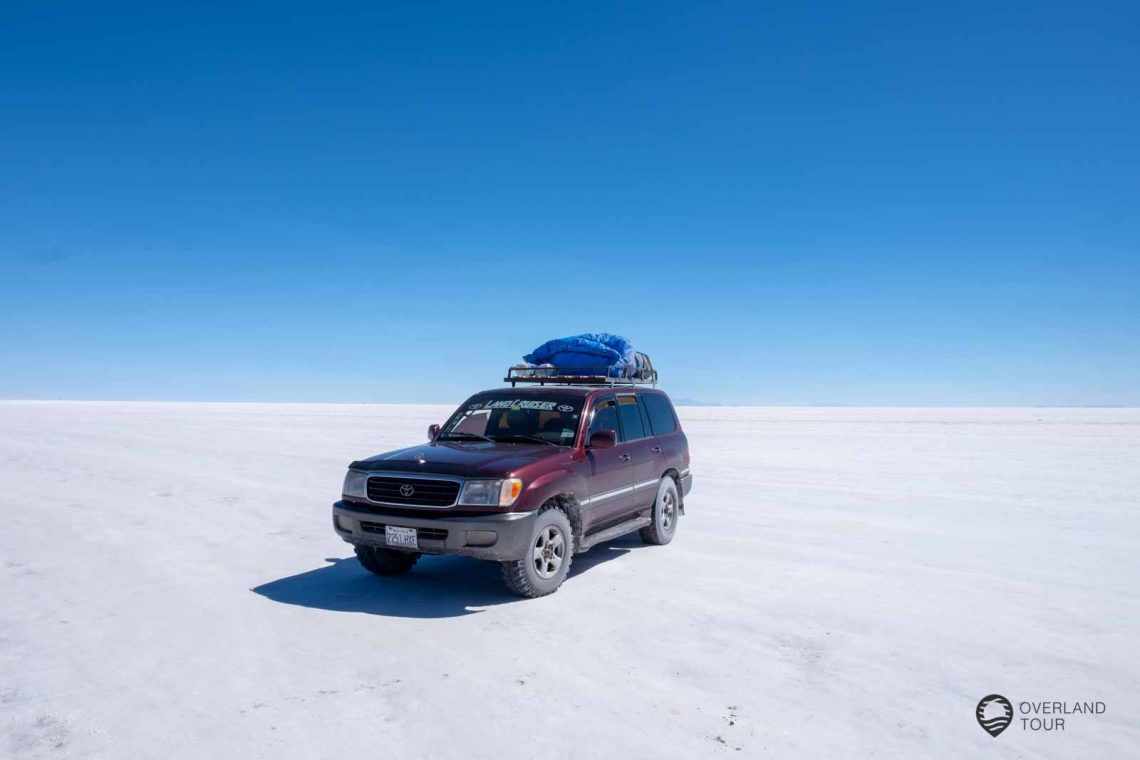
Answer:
[
  {"left": 532, "top": 525, "right": 565, "bottom": 579},
  {"left": 661, "top": 490, "right": 675, "bottom": 531}
]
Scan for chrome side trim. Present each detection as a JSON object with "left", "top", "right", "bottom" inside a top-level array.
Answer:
[
  {"left": 581, "top": 478, "right": 661, "bottom": 506},
  {"left": 582, "top": 486, "right": 633, "bottom": 506}
]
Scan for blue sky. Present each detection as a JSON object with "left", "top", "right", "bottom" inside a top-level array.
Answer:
[{"left": 2, "top": 1, "right": 1137, "bottom": 405}]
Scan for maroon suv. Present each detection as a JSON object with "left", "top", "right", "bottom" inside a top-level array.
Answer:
[{"left": 333, "top": 384, "right": 691, "bottom": 597}]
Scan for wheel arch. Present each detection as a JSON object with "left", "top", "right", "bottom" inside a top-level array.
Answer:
[
  {"left": 660, "top": 467, "right": 685, "bottom": 515},
  {"left": 543, "top": 493, "right": 584, "bottom": 551}
]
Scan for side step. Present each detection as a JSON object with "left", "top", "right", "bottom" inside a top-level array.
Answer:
[{"left": 576, "top": 516, "right": 651, "bottom": 553}]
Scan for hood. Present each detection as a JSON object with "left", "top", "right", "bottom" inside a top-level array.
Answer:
[{"left": 350, "top": 441, "right": 565, "bottom": 478}]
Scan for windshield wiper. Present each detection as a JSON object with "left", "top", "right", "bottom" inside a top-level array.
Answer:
[
  {"left": 438, "top": 432, "right": 494, "bottom": 442},
  {"left": 489, "top": 434, "right": 561, "bottom": 446}
]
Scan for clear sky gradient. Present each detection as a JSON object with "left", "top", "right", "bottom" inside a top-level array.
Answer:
[{"left": 2, "top": 2, "right": 1137, "bottom": 405}]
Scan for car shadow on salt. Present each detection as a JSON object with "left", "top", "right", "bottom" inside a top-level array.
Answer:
[{"left": 251, "top": 535, "right": 646, "bottom": 619}]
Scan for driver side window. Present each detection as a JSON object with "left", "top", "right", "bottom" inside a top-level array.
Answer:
[
  {"left": 454, "top": 409, "right": 490, "bottom": 435},
  {"left": 589, "top": 397, "right": 619, "bottom": 437}
]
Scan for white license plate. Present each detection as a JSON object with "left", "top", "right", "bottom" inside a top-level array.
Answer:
[{"left": 385, "top": 526, "right": 418, "bottom": 549}]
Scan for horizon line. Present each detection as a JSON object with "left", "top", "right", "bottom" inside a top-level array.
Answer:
[{"left": 1, "top": 398, "right": 1134, "bottom": 409}]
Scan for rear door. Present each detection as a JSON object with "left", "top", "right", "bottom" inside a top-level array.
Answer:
[
  {"left": 617, "top": 393, "right": 660, "bottom": 513},
  {"left": 583, "top": 395, "right": 634, "bottom": 531}
]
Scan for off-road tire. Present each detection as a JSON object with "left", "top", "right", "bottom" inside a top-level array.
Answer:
[
  {"left": 640, "top": 477, "right": 679, "bottom": 545},
  {"left": 355, "top": 545, "right": 420, "bottom": 576},
  {"left": 500, "top": 505, "right": 573, "bottom": 598}
]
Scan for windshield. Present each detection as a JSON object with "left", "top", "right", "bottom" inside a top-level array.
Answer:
[{"left": 439, "top": 394, "right": 585, "bottom": 446}]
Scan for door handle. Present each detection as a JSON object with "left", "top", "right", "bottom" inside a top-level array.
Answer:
[
  {"left": 618, "top": 453, "right": 631, "bottom": 462},
  {"left": 650, "top": 446, "right": 662, "bottom": 454}
]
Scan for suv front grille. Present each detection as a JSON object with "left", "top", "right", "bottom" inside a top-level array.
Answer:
[{"left": 365, "top": 476, "right": 460, "bottom": 507}]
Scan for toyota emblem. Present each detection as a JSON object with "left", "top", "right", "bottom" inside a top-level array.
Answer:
[{"left": 399, "top": 484, "right": 415, "bottom": 497}]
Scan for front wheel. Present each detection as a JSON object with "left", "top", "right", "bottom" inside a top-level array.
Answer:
[
  {"left": 639, "top": 477, "right": 679, "bottom": 545},
  {"left": 500, "top": 506, "right": 573, "bottom": 598},
  {"left": 355, "top": 545, "right": 419, "bottom": 576}
]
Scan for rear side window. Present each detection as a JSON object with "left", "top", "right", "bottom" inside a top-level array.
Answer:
[
  {"left": 616, "top": 395, "right": 646, "bottom": 441},
  {"left": 642, "top": 394, "right": 678, "bottom": 436}
]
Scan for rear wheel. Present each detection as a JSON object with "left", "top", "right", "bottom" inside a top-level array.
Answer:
[
  {"left": 355, "top": 545, "right": 419, "bottom": 576},
  {"left": 639, "top": 477, "right": 679, "bottom": 545},
  {"left": 500, "top": 506, "right": 573, "bottom": 598}
]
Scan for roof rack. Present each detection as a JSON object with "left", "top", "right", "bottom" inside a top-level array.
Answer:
[{"left": 505, "top": 364, "right": 658, "bottom": 388}]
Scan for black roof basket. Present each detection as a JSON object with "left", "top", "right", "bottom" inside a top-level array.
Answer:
[{"left": 505, "top": 356, "right": 658, "bottom": 388}]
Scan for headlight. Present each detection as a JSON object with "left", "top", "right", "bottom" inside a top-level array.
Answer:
[
  {"left": 460, "top": 478, "right": 523, "bottom": 507},
  {"left": 343, "top": 470, "right": 368, "bottom": 499}
]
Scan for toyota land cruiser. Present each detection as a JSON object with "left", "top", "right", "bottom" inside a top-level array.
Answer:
[{"left": 332, "top": 370, "right": 691, "bottom": 597}]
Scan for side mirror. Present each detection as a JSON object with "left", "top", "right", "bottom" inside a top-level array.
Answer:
[
  {"left": 427, "top": 424, "right": 441, "bottom": 441},
  {"left": 588, "top": 429, "right": 617, "bottom": 449}
]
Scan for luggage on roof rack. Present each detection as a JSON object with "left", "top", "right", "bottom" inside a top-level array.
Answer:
[{"left": 509, "top": 333, "right": 657, "bottom": 386}]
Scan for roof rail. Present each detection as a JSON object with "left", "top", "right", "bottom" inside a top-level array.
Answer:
[{"left": 505, "top": 364, "right": 658, "bottom": 388}]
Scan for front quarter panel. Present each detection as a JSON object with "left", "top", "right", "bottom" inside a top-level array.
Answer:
[{"left": 515, "top": 458, "right": 588, "bottom": 512}]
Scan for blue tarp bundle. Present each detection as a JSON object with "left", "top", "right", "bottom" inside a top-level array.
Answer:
[{"left": 524, "top": 333, "right": 646, "bottom": 377}]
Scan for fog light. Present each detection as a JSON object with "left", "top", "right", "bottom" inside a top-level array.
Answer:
[
  {"left": 334, "top": 515, "right": 354, "bottom": 533},
  {"left": 465, "top": 530, "right": 497, "bottom": 547}
]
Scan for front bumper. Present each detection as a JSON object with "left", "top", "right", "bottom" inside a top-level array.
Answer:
[{"left": 332, "top": 501, "right": 537, "bottom": 562}]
